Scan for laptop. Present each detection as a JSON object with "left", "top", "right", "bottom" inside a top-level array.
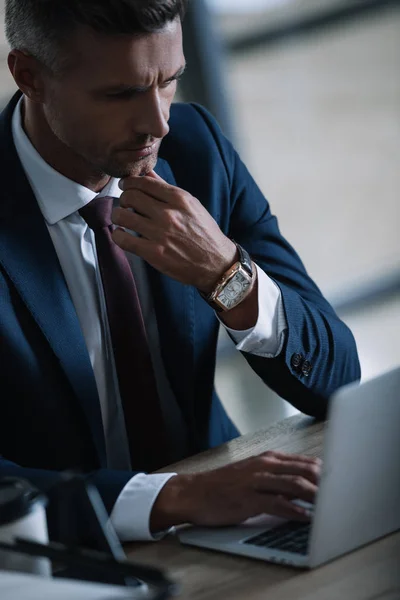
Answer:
[{"left": 179, "top": 366, "right": 400, "bottom": 568}]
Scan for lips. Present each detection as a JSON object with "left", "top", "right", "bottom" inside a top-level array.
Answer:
[{"left": 122, "top": 144, "right": 156, "bottom": 159}]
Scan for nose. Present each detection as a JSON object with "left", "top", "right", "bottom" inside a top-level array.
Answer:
[{"left": 135, "top": 88, "right": 170, "bottom": 140}]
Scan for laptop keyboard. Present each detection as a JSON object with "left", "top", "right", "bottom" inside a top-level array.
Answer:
[{"left": 243, "top": 521, "right": 311, "bottom": 555}]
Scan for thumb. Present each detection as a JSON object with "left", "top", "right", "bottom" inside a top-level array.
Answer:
[{"left": 118, "top": 169, "right": 164, "bottom": 191}]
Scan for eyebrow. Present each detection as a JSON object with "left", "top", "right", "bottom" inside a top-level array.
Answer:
[{"left": 95, "top": 64, "right": 186, "bottom": 94}]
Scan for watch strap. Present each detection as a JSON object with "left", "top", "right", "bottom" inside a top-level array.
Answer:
[{"left": 234, "top": 241, "right": 253, "bottom": 276}]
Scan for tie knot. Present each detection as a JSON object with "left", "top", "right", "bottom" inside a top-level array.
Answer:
[{"left": 79, "top": 196, "right": 114, "bottom": 231}]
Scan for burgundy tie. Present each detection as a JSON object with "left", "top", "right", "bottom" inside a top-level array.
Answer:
[{"left": 79, "top": 196, "right": 168, "bottom": 471}]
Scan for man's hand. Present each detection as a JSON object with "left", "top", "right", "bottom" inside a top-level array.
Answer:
[
  {"left": 150, "top": 451, "right": 321, "bottom": 533},
  {"left": 112, "top": 171, "right": 237, "bottom": 294}
]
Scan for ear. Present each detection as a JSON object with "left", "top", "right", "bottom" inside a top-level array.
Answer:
[{"left": 8, "top": 50, "right": 47, "bottom": 103}]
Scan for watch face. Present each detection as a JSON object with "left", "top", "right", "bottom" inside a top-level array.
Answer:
[{"left": 217, "top": 270, "right": 251, "bottom": 310}]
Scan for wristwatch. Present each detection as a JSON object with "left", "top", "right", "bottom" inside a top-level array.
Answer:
[{"left": 200, "top": 243, "right": 254, "bottom": 312}]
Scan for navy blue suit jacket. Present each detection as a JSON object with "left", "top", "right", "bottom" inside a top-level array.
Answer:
[{"left": 0, "top": 92, "right": 360, "bottom": 536}]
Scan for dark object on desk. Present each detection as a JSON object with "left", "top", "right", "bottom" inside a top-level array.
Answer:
[
  {"left": 48, "top": 473, "right": 133, "bottom": 586},
  {"left": 0, "top": 473, "right": 178, "bottom": 600},
  {"left": 0, "top": 477, "right": 50, "bottom": 575},
  {"left": 0, "top": 537, "right": 178, "bottom": 600}
]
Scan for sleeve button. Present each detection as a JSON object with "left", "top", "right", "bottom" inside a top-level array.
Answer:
[
  {"left": 291, "top": 353, "right": 303, "bottom": 370},
  {"left": 302, "top": 360, "right": 312, "bottom": 376}
]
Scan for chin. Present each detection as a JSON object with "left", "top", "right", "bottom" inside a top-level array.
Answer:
[{"left": 106, "top": 153, "right": 158, "bottom": 179}]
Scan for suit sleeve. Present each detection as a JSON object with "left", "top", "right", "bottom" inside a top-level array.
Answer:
[
  {"left": 191, "top": 104, "right": 361, "bottom": 419},
  {"left": 0, "top": 456, "right": 134, "bottom": 541}
]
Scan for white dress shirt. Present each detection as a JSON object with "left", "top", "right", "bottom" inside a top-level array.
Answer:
[{"left": 12, "top": 97, "right": 287, "bottom": 541}]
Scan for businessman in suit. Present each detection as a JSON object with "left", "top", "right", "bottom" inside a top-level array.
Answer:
[{"left": 0, "top": 0, "right": 360, "bottom": 541}]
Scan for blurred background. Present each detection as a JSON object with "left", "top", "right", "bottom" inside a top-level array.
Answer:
[
  {"left": 179, "top": 0, "right": 400, "bottom": 430},
  {"left": 0, "top": 0, "right": 398, "bottom": 433}
]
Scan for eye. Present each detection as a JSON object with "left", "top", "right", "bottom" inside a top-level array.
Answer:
[
  {"left": 106, "top": 89, "right": 137, "bottom": 100},
  {"left": 104, "top": 75, "right": 182, "bottom": 99},
  {"left": 160, "top": 76, "right": 182, "bottom": 89}
]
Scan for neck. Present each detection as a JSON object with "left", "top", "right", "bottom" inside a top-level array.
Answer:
[{"left": 22, "top": 97, "right": 110, "bottom": 193}]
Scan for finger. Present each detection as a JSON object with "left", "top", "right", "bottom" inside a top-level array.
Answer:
[
  {"left": 261, "top": 460, "right": 321, "bottom": 485},
  {"left": 119, "top": 190, "right": 161, "bottom": 218},
  {"left": 112, "top": 208, "right": 156, "bottom": 240},
  {"left": 264, "top": 495, "right": 312, "bottom": 522},
  {"left": 120, "top": 173, "right": 173, "bottom": 202},
  {"left": 253, "top": 473, "right": 318, "bottom": 504},
  {"left": 112, "top": 228, "right": 154, "bottom": 256},
  {"left": 260, "top": 450, "right": 322, "bottom": 467},
  {"left": 147, "top": 169, "right": 164, "bottom": 181}
]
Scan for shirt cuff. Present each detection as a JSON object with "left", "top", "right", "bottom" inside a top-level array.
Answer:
[
  {"left": 219, "top": 264, "right": 287, "bottom": 358},
  {"left": 109, "top": 472, "right": 177, "bottom": 542}
]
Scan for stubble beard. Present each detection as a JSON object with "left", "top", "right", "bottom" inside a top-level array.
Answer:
[
  {"left": 97, "top": 147, "right": 159, "bottom": 180},
  {"left": 45, "top": 106, "right": 159, "bottom": 181}
]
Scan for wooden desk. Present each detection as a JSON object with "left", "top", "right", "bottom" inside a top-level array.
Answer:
[{"left": 125, "top": 415, "right": 400, "bottom": 600}]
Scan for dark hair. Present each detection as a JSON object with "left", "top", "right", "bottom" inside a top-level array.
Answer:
[{"left": 5, "top": 0, "right": 188, "bottom": 72}]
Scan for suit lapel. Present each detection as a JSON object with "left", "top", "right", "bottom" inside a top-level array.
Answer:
[
  {"left": 0, "top": 94, "right": 106, "bottom": 465},
  {"left": 147, "top": 158, "right": 198, "bottom": 450}
]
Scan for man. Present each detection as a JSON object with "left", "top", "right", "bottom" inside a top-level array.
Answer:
[{"left": 0, "top": 0, "right": 360, "bottom": 542}]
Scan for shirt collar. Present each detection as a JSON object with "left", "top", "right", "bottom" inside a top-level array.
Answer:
[{"left": 11, "top": 97, "right": 123, "bottom": 225}]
